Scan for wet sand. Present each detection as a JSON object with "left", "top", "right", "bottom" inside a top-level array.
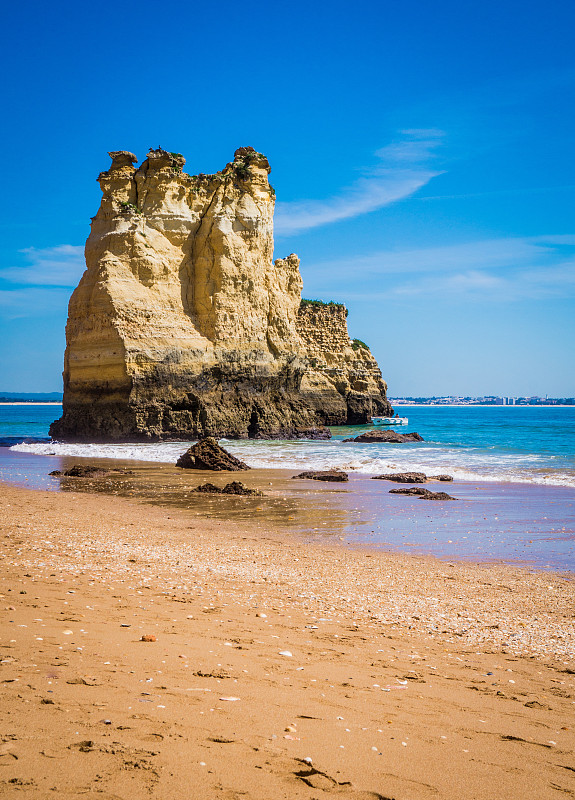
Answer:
[
  {"left": 2, "top": 449, "right": 575, "bottom": 571},
  {"left": 1, "top": 481, "right": 574, "bottom": 799}
]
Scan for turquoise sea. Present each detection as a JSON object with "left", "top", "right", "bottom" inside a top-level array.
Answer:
[
  {"left": 2, "top": 403, "right": 574, "bottom": 488},
  {"left": 1, "top": 403, "right": 574, "bottom": 572}
]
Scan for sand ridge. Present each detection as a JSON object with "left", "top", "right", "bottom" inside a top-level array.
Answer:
[{"left": 0, "top": 484, "right": 574, "bottom": 799}]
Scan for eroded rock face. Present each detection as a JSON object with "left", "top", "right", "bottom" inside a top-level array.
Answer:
[
  {"left": 50, "top": 147, "right": 392, "bottom": 441},
  {"left": 296, "top": 304, "right": 391, "bottom": 425}
]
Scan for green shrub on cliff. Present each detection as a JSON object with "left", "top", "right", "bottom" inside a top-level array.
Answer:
[
  {"left": 300, "top": 299, "right": 348, "bottom": 317},
  {"left": 351, "top": 338, "right": 370, "bottom": 351}
]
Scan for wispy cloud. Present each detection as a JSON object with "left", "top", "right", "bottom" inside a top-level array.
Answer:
[
  {"left": 389, "top": 258, "right": 575, "bottom": 301},
  {"left": 274, "top": 130, "right": 445, "bottom": 236},
  {"left": 0, "top": 287, "right": 73, "bottom": 319},
  {"left": 0, "top": 244, "right": 85, "bottom": 287},
  {"left": 304, "top": 235, "right": 575, "bottom": 302}
]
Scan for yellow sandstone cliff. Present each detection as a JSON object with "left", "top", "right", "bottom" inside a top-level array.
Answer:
[{"left": 50, "top": 147, "right": 392, "bottom": 441}]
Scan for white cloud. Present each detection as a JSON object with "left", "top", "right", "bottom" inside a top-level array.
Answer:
[
  {"left": 303, "top": 235, "right": 575, "bottom": 302},
  {"left": 307, "top": 237, "right": 542, "bottom": 280},
  {"left": 0, "top": 244, "right": 85, "bottom": 286},
  {"left": 374, "top": 128, "right": 445, "bottom": 163},
  {"left": 394, "top": 269, "right": 506, "bottom": 296},
  {"left": 274, "top": 130, "right": 445, "bottom": 236},
  {"left": 0, "top": 287, "right": 72, "bottom": 319}
]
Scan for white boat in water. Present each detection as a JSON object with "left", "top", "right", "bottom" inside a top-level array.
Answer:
[{"left": 371, "top": 416, "right": 408, "bottom": 426}]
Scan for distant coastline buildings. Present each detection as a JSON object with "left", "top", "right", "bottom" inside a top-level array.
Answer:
[
  {"left": 1, "top": 393, "right": 574, "bottom": 406},
  {"left": 390, "top": 396, "right": 575, "bottom": 406}
]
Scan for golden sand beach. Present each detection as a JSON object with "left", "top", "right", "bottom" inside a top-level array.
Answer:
[{"left": 1, "top": 476, "right": 574, "bottom": 799}]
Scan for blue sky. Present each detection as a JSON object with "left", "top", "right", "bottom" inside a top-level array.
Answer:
[{"left": 1, "top": 0, "right": 574, "bottom": 396}]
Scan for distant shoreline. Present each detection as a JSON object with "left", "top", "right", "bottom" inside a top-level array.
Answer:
[
  {"left": 2, "top": 401, "right": 574, "bottom": 408},
  {"left": 390, "top": 403, "right": 575, "bottom": 408},
  {"left": 0, "top": 402, "right": 62, "bottom": 406}
]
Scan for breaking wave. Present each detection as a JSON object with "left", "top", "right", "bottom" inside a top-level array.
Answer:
[{"left": 10, "top": 437, "right": 575, "bottom": 488}]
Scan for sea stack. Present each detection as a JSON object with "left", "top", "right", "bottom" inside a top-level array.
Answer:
[{"left": 50, "top": 147, "right": 392, "bottom": 441}]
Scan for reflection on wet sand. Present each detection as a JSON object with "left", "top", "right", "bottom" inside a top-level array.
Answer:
[
  {"left": 3, "top": 449, "right": 575, "bottom": 572},
  {"left": 52, "top": 457, "right": 353, "bottom": 534}
]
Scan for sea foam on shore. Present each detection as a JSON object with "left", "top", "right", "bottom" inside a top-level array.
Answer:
[
  {"left": 4, "top": 405, "right": 575, "bottom": 488},
  {"left": 11, "top": 436, "right": 575, "bottom": 488}
]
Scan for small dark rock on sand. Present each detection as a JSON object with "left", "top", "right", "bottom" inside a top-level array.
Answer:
[
  {"left": 293, "top": 470, "right": 349, "bottom": 482},
  {"left": 372, "top": 472, "right": 454, "bottom": 483},
  {"left": 421, "top": 491, "right": 456, "bottom": 500},
  {"left": 389, "top": 486, "right": 429, "bottom": 496},
  {"left": 343, "top": 430, "right": 424, "bottom": 443},
  {"left": 176, "top": 437, "right": 250, "bottom": 471},
  {"left": 49, "top": 465, "right": 134, "bottom": 478},
  {"left": 372, "top": 472, "right": 427, "bottom": 483},
  {"left": 390, "top": 486, "right": 456, "bottom": 500},
  {"left": 194, "top": 481, "right": 263, "bottom": 496}
]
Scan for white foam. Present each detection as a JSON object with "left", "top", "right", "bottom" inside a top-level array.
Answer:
[{"left": 10, "top": 438, "right": 575, "bottom": 488}]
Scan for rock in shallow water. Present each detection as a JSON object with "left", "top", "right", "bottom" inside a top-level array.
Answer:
[
  {"left": 194, "top": 481, "right": 262, "bottom": 496},
  {"left": 344, "top": 431, "right": 424, "bottom": 443},
  {"left": 372, "top": 471, "right": 453, "bottom": 483},
  {"left": 389, "top": 486, "right": 456, "bottom": 500},
  {"left": 372, "top": 472, "right": 427, "bottom": 483},
  {"left": 176, "top": 438, "right": 250, "bottom": 471},
  {"left": 292, "top": 470, "right": 349, "bottom": 482},
  {"left": 49, "top": 465, "right": 134, "bottom": 478}
]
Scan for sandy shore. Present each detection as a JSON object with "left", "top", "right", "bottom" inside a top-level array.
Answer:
[{"left": 1, "top": 482, "right": 574, "bottom": 799}]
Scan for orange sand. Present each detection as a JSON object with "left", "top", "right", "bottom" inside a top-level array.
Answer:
[{"left": 1, "top": 483, "right": 574, "bottom": 799}]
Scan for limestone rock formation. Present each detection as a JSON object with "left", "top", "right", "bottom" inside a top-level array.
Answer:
[{"left": 50, "top": 147, "right": 392, "bottom": 441}]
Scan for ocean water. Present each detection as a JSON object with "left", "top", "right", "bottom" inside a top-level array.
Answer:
[
  {"left": 4, "top": 404, "right": 575, "bottom": 488},
  {"left": 1, "top": 403, "right": 574, "bottom": 571}
]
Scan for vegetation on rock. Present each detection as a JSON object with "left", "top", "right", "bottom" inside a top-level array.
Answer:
[{"left": 300, "top": 299, "right": 348, "bottom": 316}]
